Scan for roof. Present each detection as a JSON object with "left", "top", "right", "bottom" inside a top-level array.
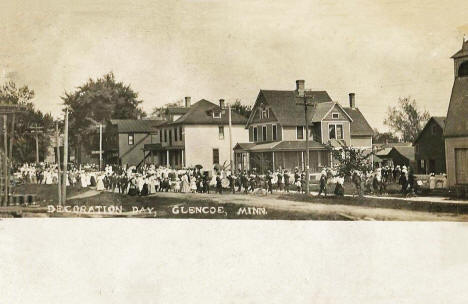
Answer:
[
  {"left": 413, "top": 116, "right": 446, "bottom": 144},
  {"left": 445, "top": 76, "right": 468, "bottom": 137},
  {"left": 342, "top": 107, "right": 375, "bottom": 136},
  {"left": 252, "top": 90, "right": 333, "bottom": 126},
  {"left": 376, "top": 147, "right": 392, "bottom": 157},
  {"left": 166, "top": 107, "right": 189, "bottom": 115},
  {"left": 451, "top": 40, "right": 468, "bottom": 59},
  {"left": 170, "top": 99, "right": 248, "bottom": 125},
  {"left": 109, "top": 119, "right": 165, "bottom": 133},
  {"left": 391, "top": 146, "right": 415, "bottom": 161},
  {"left": 233, "top": 143, "right": 255, "bottom": 151},
  {"left": 233, "top": 140, "right": 326, "bottom": 152}
]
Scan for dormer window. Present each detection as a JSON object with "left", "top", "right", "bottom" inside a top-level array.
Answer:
[
  {"left": 332, "top": 112, "right": 339, "bottom": 119},
  {"left": 260, "top": 108, "right": 269, "bottom": 119},
  {"left": 213, "top": 111, "right": 221, "bottom": 118}
]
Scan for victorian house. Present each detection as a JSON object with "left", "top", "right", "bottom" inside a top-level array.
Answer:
[{"left": 233, "top": 80, "right": 374, "bottom": 177}]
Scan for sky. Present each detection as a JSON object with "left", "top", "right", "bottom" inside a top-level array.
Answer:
[{"left": 1, "top": 0, "right": 468, "bottom": 131}]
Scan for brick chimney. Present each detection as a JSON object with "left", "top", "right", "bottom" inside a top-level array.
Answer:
[
  {"left": 185, "top": 96, "right": 191, "bottom": 108},
  {"left": 349, "top": 93, "right": 356, "bottom": 108},
  {"left": 296, "top": 80, "right": 305, "bottom": 96},
  {"left": 219, "top": 99, "right": 225, "bottom": 109}
]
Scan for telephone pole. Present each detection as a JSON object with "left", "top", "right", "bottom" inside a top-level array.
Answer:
[
  {"left": 228, "top": 103, "right": 233, "bottom": 170},
  {"left": 296, "top": 91, "right": 316, "bottom": 195},
  {"left": 62, "top": 108, "right": 69, "bottom": 205},
  {"left": 55, "top": 122, "right": 62, "bottom": 205},
  {"left": 29, "top": 124, "right": 44, "bottom": 164}
]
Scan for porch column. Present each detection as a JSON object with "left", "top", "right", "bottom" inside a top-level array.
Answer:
[
  {"left": 272, "top": 151, "right": 275, "bottom": 171},
  {"left": 166, "top": 150, "right": 170, "bottom": 167},
  {"left": 301, "top": 151, "right": 304, "bottom": 170},
  {"left": 182, "top": 149, "right": 185, "bottom": 167}
]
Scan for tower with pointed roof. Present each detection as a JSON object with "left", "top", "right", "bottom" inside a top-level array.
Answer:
[{"left": 444, "top": 38, "right": 468, "bottom": 187}]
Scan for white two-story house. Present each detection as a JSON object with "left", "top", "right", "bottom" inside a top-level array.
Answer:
[{"left": 144, "top": 98, "right": 249, "bottom": 170}]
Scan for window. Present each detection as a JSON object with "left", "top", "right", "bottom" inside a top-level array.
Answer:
[
  {"left": 260, "top": 108, "right": 269, "bottom": 119},
  {"left": 174, "top": 128, "right": 178, "bottom": 141},
  {"left": 336, "top": 125, "right": 343, "bottom": 139},
  {"left": 328, "top": 124, "right": 344, "bottom": 140},
  {"left": 179, "top": 126, "right": 183, "bottom": 141},
  {"left": 262, "top": 126, "right": 267, "bottom": 141},
  {"left": 332, "top": 112, "right": 339, "bottom": 119},
  {"left": 164, "top": 129, "right": 167, "bottom": 142},
  {"left": 297, "top": 126, "right": 304, "bottom": 139},
  {"left": 273, "top": 125, "right": 277, "bottom": 141},
  {"left": 329, "top": 124, "right": 336, "bottom": 139},
  {"left": 308, "top": 126, "right": 313, "bottom": 140},
  {"left": 253, "top": 127, "right": 258, "bottom": 141},
  {"left": 128, "top": 133, "right": 134, "bottom": 145},
  {"left": 213, "top": 111, "right": 221, "bottom": 118},
  {"left": 213, "top": 148, "right": 219, "bottom": 164},
  {"left": 159, "top": 130, "right": 162, "bottom": 143},
  {"left": 218, "top": 126, "right": 224, "bottom": 140}
]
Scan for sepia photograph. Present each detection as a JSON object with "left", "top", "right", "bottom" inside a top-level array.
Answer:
[
  {"left": 1, "top": 0, "right": 468, "bottom": 221},
  {"left": 2, "top": 0, "right": 468, "bottom": 303}
]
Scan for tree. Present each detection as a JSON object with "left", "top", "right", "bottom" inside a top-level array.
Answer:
[
  {"left": 384, "top": 97, "right": 430, "bottom": 142},
  {"left": 372, "top": 128, "right": 400, "bottom": 144},
  {"left": 61, "top": 72, "right": 146, "bottom": 162},
  {"left": 151, "top": 99, "right": 183, "bottom": 118},
  {"left": 231, "top": 99, "right": 252, "bottom": 118},
  {"left": 0, "top": 81, "right": 54, "bottom": 163},
  {"left": 325, "top": 143, "right": 374, "bottom": 178}
]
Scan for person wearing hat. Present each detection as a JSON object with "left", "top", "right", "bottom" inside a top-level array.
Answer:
[
  {"left": 216, "top": 172, "right": 223, "bottom": 194},
  {"left": 284, "top": 170, "right": 290, "bottom": 193},
  {"left": 318, "top": 169, "right": 328, "bottom": 197},
  {"left": 266, "top": 170, "right": 273, "bottom": 194}
]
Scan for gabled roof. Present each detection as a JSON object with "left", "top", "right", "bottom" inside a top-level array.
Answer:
[
  {"left": 413, "top": 116, "right": 446, "bottom": 144},
  {"left": 390, "top": 146, "right": 415, "bottom": 161},
  {"left": 342, "top": 107, "right": 374, "bottom": 136},
  {"left": 445, "top": 77, "right": 468, "bottom": 137},
  {"left": 109, "top": 119, "right": 165, "bottom": 133},
  {"left": 170, "top": 99, "right": 247, "bottom": 125},
  {"left": 249, "top": 90, "right": 333, "bottom": 127}
]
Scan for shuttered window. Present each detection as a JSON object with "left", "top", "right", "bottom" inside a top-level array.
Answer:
[{"left": 272, "top": 125, "right": 277, "bottom": 141}]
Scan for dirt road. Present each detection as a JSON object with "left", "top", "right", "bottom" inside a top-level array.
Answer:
[{"left": 148, "top": 191, "right": 468, "bottom": 221}]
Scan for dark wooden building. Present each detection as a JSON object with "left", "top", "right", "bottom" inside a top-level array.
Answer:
[{"left": 413, "top": 116, "right": 446, "bottom": 174}]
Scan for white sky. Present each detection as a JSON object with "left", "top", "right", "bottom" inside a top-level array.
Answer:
[{"left": 1, "top": 0, "right": 468, "bottom": 131}]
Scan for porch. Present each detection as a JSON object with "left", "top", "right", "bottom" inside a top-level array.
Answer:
[
  {"left": 143, "top": 144, "right": 185, "bottom": 169},
  {"left": 234, "top": 141, "right": 331, "bottom": 175}
]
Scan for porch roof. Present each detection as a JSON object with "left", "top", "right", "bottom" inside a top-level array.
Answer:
[{"left": 234, "top": 140, "right": 327, "bottom": 152}]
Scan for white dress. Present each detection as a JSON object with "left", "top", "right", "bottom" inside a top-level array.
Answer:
[{"left": 96, "top": 175, "right": 105, "bottom": 191}]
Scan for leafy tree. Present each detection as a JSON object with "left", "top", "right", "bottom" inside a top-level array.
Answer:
[
  {"left": 325, "top": 143, "right": 374, "bottom": 178},
  {"left": 61, "top": 72, "right": 146, "bottom": 162},
  {"left": 0, "top": 81, "right": 54, "bottom": 163},
  {"left": 151, "top": 99, "right": 183, "bottom": 118},
  {"left": 372, "top": 128, "right": 400, "bottom": 144},
  {"left": 231, "top": 99, "right": 252, "bottom": 118},
  {"left": 384, "top": 97, "right": 430, "bottom": 142}
]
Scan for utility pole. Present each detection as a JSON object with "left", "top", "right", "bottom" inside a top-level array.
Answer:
[
  {"left": 56, "top": 122, "right": 61, "bottom": 205},
  {"left": 99, "top": 123, "right": 103, "bottom": 171},
  {"left": 29, "top": 124, "right": 44, "bottom": 164},
  {"left": 296, "top": 92, "right": 315, "bottom": 195},
  {"left": 228, "top": 103, "right": 233, "bottom": 170},
  {"left": 62, "top": 108, "right": 68, "bottom": 205},
  {"left": 3, "top": 115, "right": 7, "bottom": 206}
]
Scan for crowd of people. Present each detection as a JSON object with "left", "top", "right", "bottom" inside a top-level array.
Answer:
[{"left": 13, "top": 162, "right": 442, "bottom": 198}]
